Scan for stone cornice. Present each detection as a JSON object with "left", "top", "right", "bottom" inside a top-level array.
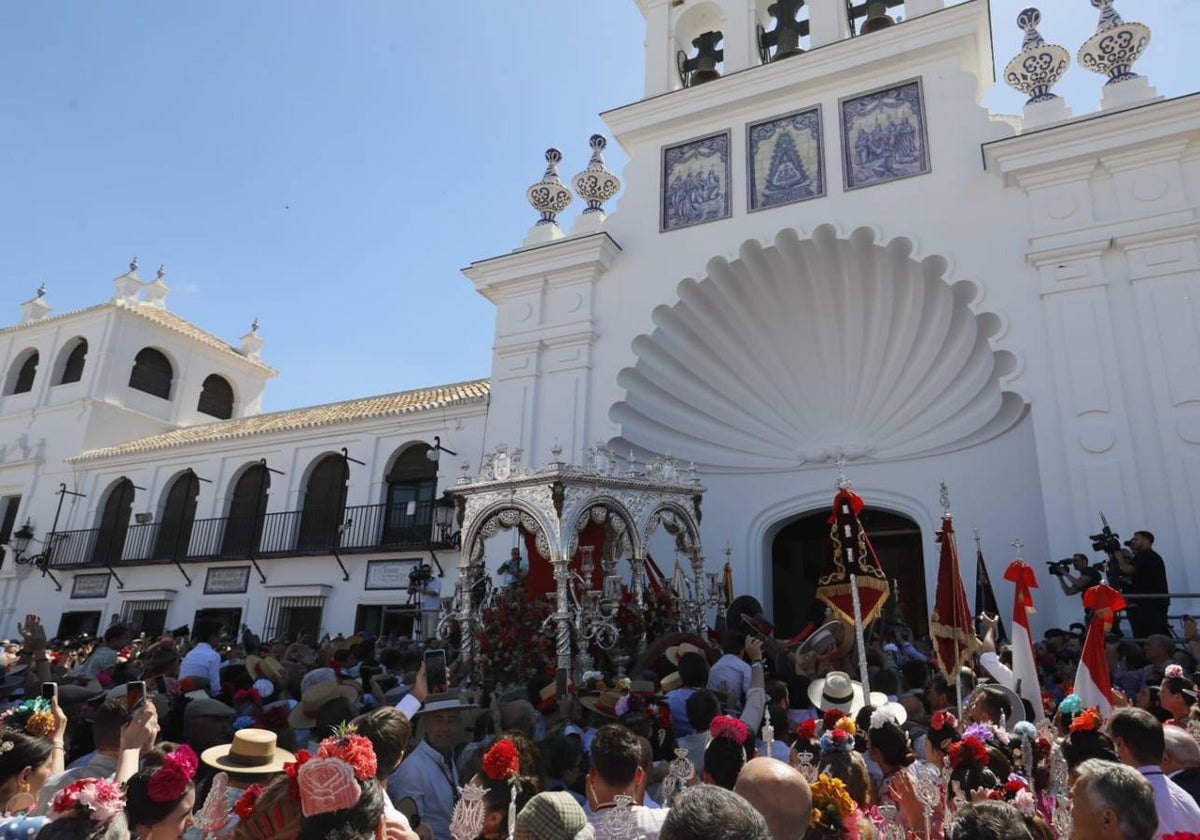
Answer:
[
  {"left": 462, "top": 233, "right": 622, "bottom": 303},
  {"left": 983, "top": 92, "right": 1200, "bottom": 187}
]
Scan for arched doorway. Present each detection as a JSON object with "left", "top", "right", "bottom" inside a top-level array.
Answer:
[{"left": 771, "top": 508, "right": 927, "bottom": 638}]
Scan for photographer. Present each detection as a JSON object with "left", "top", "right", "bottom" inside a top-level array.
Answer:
[
  {"left": 1052, "top": 554, "right": 1102, "bottom": 619},
  {"left": 1119, "top": 530, "right": 1172, "bottom": 638}
]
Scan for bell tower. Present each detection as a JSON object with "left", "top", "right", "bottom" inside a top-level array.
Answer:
[{"left": 636, "top": 0, "right": 947, "bottom": 97}]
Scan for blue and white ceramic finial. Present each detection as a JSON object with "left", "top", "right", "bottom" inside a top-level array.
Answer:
[
  {"left": 526, "top": 148, "right": 573, "bottom": 228},
  {"left": 1004, "top": 7, "right": 1070, "bottom": 105},
  {"left": 572, "top": 134, "right": 621, "bottom": 217},
  {"left": 1078, "top": 0, "right": 1150, "bottom": 85}
]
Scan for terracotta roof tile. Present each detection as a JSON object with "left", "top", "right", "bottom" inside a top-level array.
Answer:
[{"left": 69, "top": 379, "right": 490, "bottom": 462}]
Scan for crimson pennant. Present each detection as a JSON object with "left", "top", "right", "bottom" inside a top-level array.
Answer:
[
  {"left": 929, "top": 514, "right": 979, "bottom": 680},
  {"left": 815, "top": 488, "right": 890, "bottom": 627}
]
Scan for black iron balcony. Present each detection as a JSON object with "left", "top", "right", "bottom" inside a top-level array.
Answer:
[{"left": 45, "top": 499, "right": 456, "bottom": 569}]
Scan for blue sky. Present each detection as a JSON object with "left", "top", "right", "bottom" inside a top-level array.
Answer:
[{"left": 2, "top": 1, "right": 1196, "bottom": 412}]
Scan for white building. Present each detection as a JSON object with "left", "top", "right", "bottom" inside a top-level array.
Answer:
[{"left": 2, "top": 0, "right": 1197, "bottom": 641}]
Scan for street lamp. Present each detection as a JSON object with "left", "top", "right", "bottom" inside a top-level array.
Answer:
[{"left": 7, "top": 519, "right": 63, "bottom": 591}]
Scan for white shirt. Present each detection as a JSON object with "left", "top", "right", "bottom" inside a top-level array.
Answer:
[
  {"left": 707, "top": 653, "right": 752, "bottom": 710},
  {"left": 179, "top": 641, "right": 222, "bottom": 692},
  {"left": 422, "top": 577, "right": 442, "bottom": 612},
  {"left": 389, "top": 739, "right": 458, "bottom": 840},
  {"left": 1135, "top": 765, "right": 1200, "bottom": 839}
]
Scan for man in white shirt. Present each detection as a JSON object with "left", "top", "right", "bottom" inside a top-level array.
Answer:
[
  {"left": 1109, "top": 707, "right": 1200, "bottom": 837},
  {"left": 389, "top": 692, "right": 475, "bottom": 840},
  {"left": 707, "top": 631, "right": 752, "bottom": 712},
  {"left": 417, "top": 566, "right": 441, "bottom": 642},
  {"left": 680, "top": 638, "right": 766, "bottom": 777},
  {"left": 587, "top": 724, "right": 668, "bottom": 839},
  {"left": 179, "top": 620, "right": 224, "bottom": 693}
]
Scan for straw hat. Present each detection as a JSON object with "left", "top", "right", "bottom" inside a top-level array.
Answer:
[
  {"left": 578, "top": 690, "right": 623, "bottom": 719},
  {"left": 797, "top": 621, "right": 854, "bottom": 660},
  {"left": 245, "top": 654, "right": 287, "bottom": 685},
  {"left": 200, "top": 728, "right": 295, "bottom": 775},
  {"left": 287, "top": 678, "right": 360, "bottom": 729},
  {"left": 963, "top": 683, "right": 1026, "bottom": 728},
  {"left": 411, "top": 692, "right": 478, "bottom": 717},
  {"left": 665, "top": 642, "right": 705, "bottom": 667},
  {"left": 808, "top": 671, "right": 888, "bottom": 718}
]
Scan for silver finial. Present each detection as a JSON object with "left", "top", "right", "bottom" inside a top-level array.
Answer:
[
  {"left": 835, "top": 455, "right": 851, "bottom": 490},
  {"left": 939, "top": 481, "right": 950, "bottom": 515},
  {"left": 1011, "top": 537, "right": 1024, "bottom": 559}
]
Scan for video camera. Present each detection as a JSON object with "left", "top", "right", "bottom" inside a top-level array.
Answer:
[
  {"left": 1046, "top": 558, "right": 1074, "bottom": 576},
  {"left": 1088, "top": 513, "right": 1127, "bottom": 586}
]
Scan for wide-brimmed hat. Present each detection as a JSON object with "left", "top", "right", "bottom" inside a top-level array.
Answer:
[
  {"left": 412, "top": 692, "right": 478, "bottom": 717},
  {"left": 665, "top": 642, "right": 705, "bottom": 667},
  {"left": 56, "top": 680, "right": 106, "bottom": 704},
  {"left": 201, "top": 728, "right": 295, "bottom": 775},
  {"left": 797, "top": 621, "right": 854, "bottom": 660},
  {"left": 808, "top": 671, "right": 890, "bottom": 717},
  {"left": 245, "top": 655, "right": 286, "bottom": 685},
  {"left": 287, "top": 678, "right": 360, "bottom": 729},
  {"left": 578, "top": 690, "right": 623, "bottom": 719},
  {"left": 661, "top": 672, "right": 684, "bottom": 693},
  {"left": 515, "top": 791, "right": 592, "bottom": 840},
  {"left": 964, "top": 683, "right": 1026, "bottom": 728}
]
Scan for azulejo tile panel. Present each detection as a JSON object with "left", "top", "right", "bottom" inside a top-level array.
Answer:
[
  {"left": 661, "top": 130, "right": 732, "bottom": 232},
  {"left": 747, "top": 106, "right": 825, "bottom": 212},
  {"left": 840, "top": 78, "right": 930, "bottom": 191}
]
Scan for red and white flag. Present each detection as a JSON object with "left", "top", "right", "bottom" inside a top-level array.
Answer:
[
  {"left": 1074, "top": 584, "right": 1127, "bottom": 715},
  {"left": 1003, "top": 560, "right": 1043, "bottom": 718}
]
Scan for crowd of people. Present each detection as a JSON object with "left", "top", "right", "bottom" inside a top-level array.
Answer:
[{"left": 0, "top": 578, "right": 1195, "bottom": 840}]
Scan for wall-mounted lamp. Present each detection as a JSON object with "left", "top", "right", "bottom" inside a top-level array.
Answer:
[
  {"left": 135, "top": 512, "right": 154, "bottom": 525},
  {"left": 426, "top": 436, "right": 458, "bottom": 463}
]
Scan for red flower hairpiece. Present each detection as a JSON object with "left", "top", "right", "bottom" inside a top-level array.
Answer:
[
  {"left": 284, "top": 749, "right": 314, "bottom": 801},
  {"left": 821, "top": 708, "right": 844, "bottom": 732},
  {"left": 147, "top": 745, "right": 199, "bottom": 803},
  {"left": 1069, "top": 707, "right": 1102, "bottom": 733},
  {"left": 710, "top": 715, "right": 750, "bottom": 745},
  {"left": 482, "top": 738, "right": 521, "bottom": 782},
  {"left": 298, "top": 757, "right": 360, "bottom": 818},
  {"left": 233, "top": 784, "right": 265, "bottom": 820},
  {"left": 233, "top": 688, "right": 263, "bottom": 707},
  {"left": 948, "top": 736, "right": 989, "bottom": 769},
  {"left": 316, "top": 733, "right": 377, "bottom": 782},
  {"left": 50, "top": 778, "right": 125, "bottom": 826},
  {"left": 796, "top": 719, "right": 818, "bottom": 741}
]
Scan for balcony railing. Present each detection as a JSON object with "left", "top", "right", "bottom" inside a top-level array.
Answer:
[{"left": 46, "top": 499, "right": 453, "bottom": 569}]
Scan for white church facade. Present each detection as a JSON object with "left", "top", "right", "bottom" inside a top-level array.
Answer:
[{"left": 1, "top": 0, "right": 1198, "bottom": 641}]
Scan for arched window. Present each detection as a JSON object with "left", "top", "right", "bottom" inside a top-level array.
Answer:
[
  {"left": 92, "top": 478, "right": 135, "bottom": 566},
  {"left": 128, "top": 348, "right": 173, "bottom": 399},
  {"left": 6, "top": 350, "right": 38, "bottom": 395},
  {"left": 153, "top": 472, "right": 200, "bottom": 560},
  {"left": 296, "top": 455, "right": 348, "bottom": 553},
  {"left": 58, "top": 339, "right": 88, "bottom": 385},
  {"left": 222, "top": 464, "right": 270, "bottom": 558},
  {"left": 197, "top": 374, "right": 235, "bottom": 420},
  {"left": 382, "top": 445, "right": 437, "bottom": 546}
]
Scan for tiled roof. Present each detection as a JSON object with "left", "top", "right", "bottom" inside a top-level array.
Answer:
[
  {"left": 70, "top": 379, "right": 491, "bottom": 462},
  {"left": 1, "top": 301, "right": 276, "bottom": 373}
]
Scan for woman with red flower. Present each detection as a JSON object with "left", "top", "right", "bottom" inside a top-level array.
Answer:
[
  {"left": 124, "top": 744, "right": 199, "bottom": 839},
  {"left": 452, "top": 738, "right": 541, "bottom": 840}
]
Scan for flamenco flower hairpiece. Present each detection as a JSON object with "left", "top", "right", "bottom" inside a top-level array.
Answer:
[
  {"left": 1069, "top": 707, "right": 1102, "bottom": 733},
  {"left": 962, "top": 723, "right": 995, "bottom": 743},
  {"left": 233, "top": 784, "right": 265, "bottom": 820},
  {"left": 317, "top": 731, "right": 378, "bottom": 782},
  {"left": 930, "top": 710, "right": 958, "bottom": 731},
  {"left": 809, "top": 774, "right": 857, "bottom": 828},
  {"left": 49, "top": 778, "right": 125, "bottom": 826},
  {"left": 148, "top": 744, "right": 199, "bottom": 803},
  {"left": 869, "top": 708, "right": 896, "bottom": 731},
  {"left": 1013, "top": 721, "right": 1037, "bottom": 741},
  {"left": 1164, "top": 664, "right": 1185, "bottom": 680},
  {"left": 819, "top": 727, "right": 855, "bottom": 755},
  {"left": 0, "top": 697, "right": 55, "bottom": 737},
  {"left": 796, "top": 719, "right": 818, "bottom": 741},
  {"left": 821, "top": 708, "right": 845, "bottom": 732},
  {"left": 482, "top": 738, "right": 521, "bottom": 782},
  {"left": 710, "top": 715, "right": 750, "bottom": 745},
  {"left": 948, "top": 736, "right": 989, "bottom": 769},
  {"left": 1058, "top": 694, "right": 1082, "bottom": 715},
  {"left": 233, "top": 688, "right": 263, "bottom": 707},
  {"left": 297, "top": 757, "right": 360, "bottom": 818},
  {"left": 284, "top": 749, "right": 314, "bottom": 802}
]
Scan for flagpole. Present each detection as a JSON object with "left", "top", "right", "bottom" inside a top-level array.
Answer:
[{"left": 851, "top": 573, "right": 871, "bottom": 699}]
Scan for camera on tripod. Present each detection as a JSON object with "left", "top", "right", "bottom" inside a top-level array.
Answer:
[{"left": 1090, "top": 526, "right": 1122, "bottom": 554}]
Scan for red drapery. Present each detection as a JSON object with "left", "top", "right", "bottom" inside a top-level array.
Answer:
[{"left": 521, "top": 520, "right": 609, "bottom": 597}]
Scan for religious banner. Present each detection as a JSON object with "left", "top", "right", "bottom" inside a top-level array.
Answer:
[
  {"left": 929, "top": 513, "right": 979, "bottom": 679},
  {"left": 815, "top": 488, "right": 889, "bottom": 626}
]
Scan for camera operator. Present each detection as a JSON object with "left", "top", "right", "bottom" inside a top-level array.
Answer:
[
  {"left": 1052, "top": 553, "right": 1102, "bottom": 620},
  {"left": 1118, "top": 530, "right": 1171, "bottom": 638}
]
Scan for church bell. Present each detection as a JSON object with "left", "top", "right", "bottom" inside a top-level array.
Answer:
[
  {"left": 760, "top": 0, "right": 806, "bottom": 62},
  {"left": 859, "top": 1, "right": 896, "bottom": 35},
  {"left": 678, "top": 30, "right": 724, "bottom": 87}
]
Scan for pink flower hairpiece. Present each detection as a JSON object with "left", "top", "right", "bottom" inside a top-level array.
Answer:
[
  {"left": 49, "top": 778, "right": 125, "bottom": 826},
  {"left": 147, "top": 744, "right": 199, "bottom": 803},
  {"left": 710, "top": 715, "right": 750, "bottom": 745},
  {"left": 930, "top": 710, "right": 958, "bottom": 731},
  {"left": 1165, "top": 664, "right": 1185, "bottom": 680},
  {"left": 298, "top": 757, "right": 361, "bottom": 818}
]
